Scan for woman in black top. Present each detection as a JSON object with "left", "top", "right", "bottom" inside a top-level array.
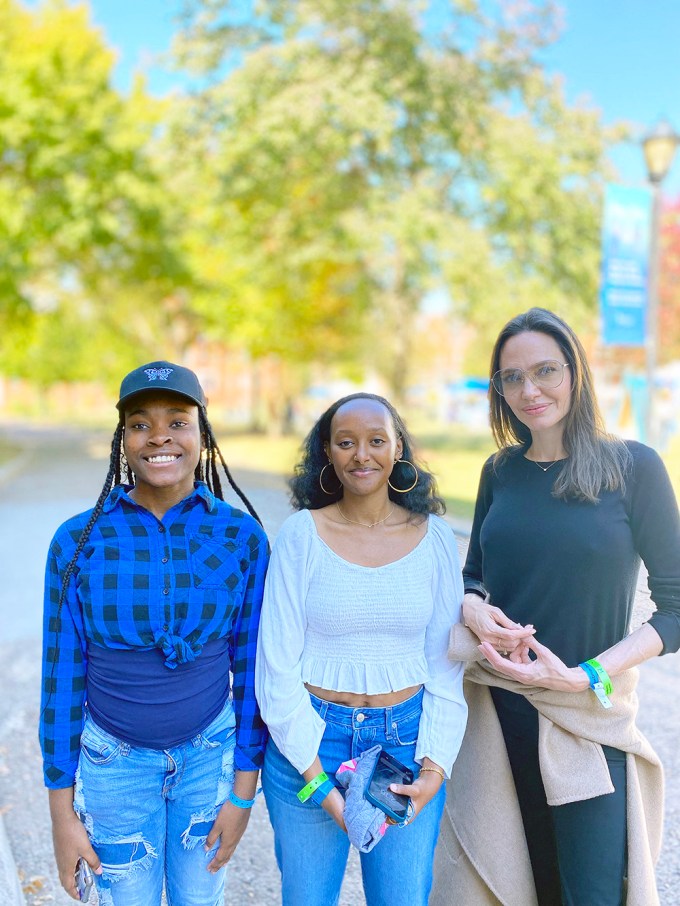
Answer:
[{"left": 460, "top": 308, "right": 680, "bottom": 905}]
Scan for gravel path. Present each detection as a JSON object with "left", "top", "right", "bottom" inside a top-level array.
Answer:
[{"left": 0, "top": 423, "right": 677, "bottom": 905}]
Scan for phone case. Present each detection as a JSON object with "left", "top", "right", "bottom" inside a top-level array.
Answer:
[
  {"left": 365, "top": 749, "right": 414, "bottom": 822},
  {"left": 75, "top": 858, "right": 94, "bottom": 903}
]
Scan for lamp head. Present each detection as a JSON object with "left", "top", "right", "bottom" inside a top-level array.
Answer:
[{"left": 642, "top": 119, "right": 679, "bottom": 184}]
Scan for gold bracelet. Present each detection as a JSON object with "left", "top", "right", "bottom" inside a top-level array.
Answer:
[{"left": 418, "top": 766, "right": 445, "bottom": 783}]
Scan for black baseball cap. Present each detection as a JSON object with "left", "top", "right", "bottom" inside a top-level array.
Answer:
[{"left": 116, "top": 361, "right": 206, "bottom": 411}]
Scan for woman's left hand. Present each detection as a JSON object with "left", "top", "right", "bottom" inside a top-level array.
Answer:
[
  {"left": 205, "top": 801, "right": 252, "bottom": 873},
  {"left": 387, "top": 762, "right": 445, "bottom": 826},
  {"left": 479, "top": 637, "right": 590, "bottom": 693}
]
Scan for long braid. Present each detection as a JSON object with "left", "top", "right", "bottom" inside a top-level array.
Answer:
[
  {"left": 41, "top": 424, "right": 124, "bottom": 716},
  {"left": 198, "top": 410, "right": 263, "bottom": 525}
]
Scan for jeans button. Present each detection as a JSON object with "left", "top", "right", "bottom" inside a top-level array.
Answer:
[{"left": 356, "top": 713, "right": 365, "bottom": 723}]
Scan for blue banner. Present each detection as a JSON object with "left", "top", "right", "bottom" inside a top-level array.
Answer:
[{"left": 599, "top": 184, "right": 653, "bottom": 346}]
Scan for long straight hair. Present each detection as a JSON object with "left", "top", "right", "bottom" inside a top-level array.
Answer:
[{"left": 489, "top": 308, "right": 632, "bottom": 503}]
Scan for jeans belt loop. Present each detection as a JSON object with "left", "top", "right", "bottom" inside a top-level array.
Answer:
[{"left": 385, "top": 705, "right": 393, "bottom": 736}]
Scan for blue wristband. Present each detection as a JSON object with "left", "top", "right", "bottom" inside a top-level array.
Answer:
[
  {"left": 578, "top": 662, "right": 613, "bottom": 710},
  {"left": 228, "top": 790, "right": 257, "bottom": 809},
  {"left": 310, "top": 778, "right": 336, "bottom": 806}
]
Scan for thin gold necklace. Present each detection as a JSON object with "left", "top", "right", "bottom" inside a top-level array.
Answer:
[{"left": 336, "top": 502, "right": 394, "bottom": 528}]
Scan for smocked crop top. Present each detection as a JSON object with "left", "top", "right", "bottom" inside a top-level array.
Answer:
[{"left": 255, "top": 509, "right": 467, "bottom": 776}]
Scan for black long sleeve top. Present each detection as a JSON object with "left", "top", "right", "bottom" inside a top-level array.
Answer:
[{"left": 463, "top": 441, "right": 680, "bottom": 665}]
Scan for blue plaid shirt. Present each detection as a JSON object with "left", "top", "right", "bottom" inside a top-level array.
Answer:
[{"left": 40, "top": 482, "right": 269, "bottom": 789}]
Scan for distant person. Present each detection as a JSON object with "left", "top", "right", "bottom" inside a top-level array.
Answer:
[
  {"left": 432, "top": 308, "right": 680, "bottom": 906},
  {"left": 39, "top": 362, "right": 269, "bottom": 906},
  {"left": 255, "top": 393, "right": 467, "bottom": 906}
]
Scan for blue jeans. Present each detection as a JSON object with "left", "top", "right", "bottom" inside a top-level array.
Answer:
[
  {"left": 262, "top": 689, "right": 446, "bottom": 906},
  {"left": 73, "top": 701, "right": 236, "bottom": 906}
]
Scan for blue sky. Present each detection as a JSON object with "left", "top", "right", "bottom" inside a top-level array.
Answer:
[{"left": 85, "top": 0, "right": 680, "bottom": 192}]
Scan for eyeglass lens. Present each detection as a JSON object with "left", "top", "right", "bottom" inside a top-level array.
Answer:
[{"left": 493, "top": 361, "right": 567, "bottom": 396}]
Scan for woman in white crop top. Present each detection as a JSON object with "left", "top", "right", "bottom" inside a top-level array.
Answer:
[{"left": 255, "top": 393, "right": 467, "bottom": 906}]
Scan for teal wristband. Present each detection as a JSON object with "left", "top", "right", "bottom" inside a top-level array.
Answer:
[
  {"left": 228, "top": 790, "right": 256, "bottom": 809},
  {"left": 297, "top": 771, "right": 329, "bottom": 803},
  {"left": 578, "top": 660, "right": 613, "bottom": 710},
  {"left": 585, "top": 658, "right": 613, "bottom": 695}
]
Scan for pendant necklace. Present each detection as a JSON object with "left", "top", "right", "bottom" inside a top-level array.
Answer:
[
  {"left": 336, "top": 502, "right": 394, "bottom": 528},
  {"left": 533, "top": 459, "right": 561, "bottom": 472}
]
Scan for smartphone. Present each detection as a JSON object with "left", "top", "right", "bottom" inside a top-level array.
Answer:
[
  {"left": 365, "top": 749, "right": 414, "bottom": 823},
  {"left": 75, "top": 858, "right": 94, "bottom": 903}
]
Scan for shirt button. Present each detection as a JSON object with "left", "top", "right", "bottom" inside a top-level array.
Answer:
[
  {"left": 162, "top": 557, "right": 168, "bottom": 564},
  {"left": 162, "top": 588, "right": 169, "bottom": 595},
  {"left": 356, "top": 713, "right": 365, "bottom": 723},
  {"left": 158, "top": 525, "right": 165, "bottom": 533},
  {"left": 162, "top": 623, "right": 169, "bottom": 631}
]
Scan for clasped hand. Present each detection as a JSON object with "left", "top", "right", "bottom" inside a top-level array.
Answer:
[
  {"left": 463, "top": 594, "right": 587, "bottom": 692},
  {"left": 462, "top": 593, "right": 535, "bottom": 662}
]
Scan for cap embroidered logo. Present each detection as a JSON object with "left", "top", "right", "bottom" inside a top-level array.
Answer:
[{"left": 144, "top": 368, "right": 174, "bottom": 382}]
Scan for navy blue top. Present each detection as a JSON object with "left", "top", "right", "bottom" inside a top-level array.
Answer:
[
  {"left": 87, "top": 637, "right": 230, "bottom": 749},
  {"left": 463, "top": 441, "right": 680, "bottom": 665}
]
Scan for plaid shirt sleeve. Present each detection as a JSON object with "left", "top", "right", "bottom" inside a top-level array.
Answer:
[
  {"left": 39, "top": 522, "right": 89, "bottom": 789},
  {"left": 230, "top": 523, "right": 270, "bottom": 771}
]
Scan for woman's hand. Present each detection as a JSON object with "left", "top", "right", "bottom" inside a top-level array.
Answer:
[
  {"left": 205, "top": 800, "right": 252, "bottom": 873},
  {"left": 479, "top": 637, "right": 590, "bottom": 692},
  {"left": 321, "top": 787, "right": 347, "bottom": 832},
  {"left": 48, "top": 788, "right": 101, "bottom": 900},
  {"left": 206, "top": 770, "right": 259, "bottom": 873},
  {"left": 462, "top": 593, "right": 535, "bottom": 660},
  {"left": 388, "top": 758, "right": 445, "bottom": 826}
]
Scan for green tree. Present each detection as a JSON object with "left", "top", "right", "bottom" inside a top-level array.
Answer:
[
  {"left": 0, "top": 0, "right": 191, "bottom": 387},
  {"left": 173, "top": 0, "right": 619, "bottom": 397}
]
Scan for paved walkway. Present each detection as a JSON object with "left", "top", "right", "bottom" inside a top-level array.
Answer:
[{"left": 0, "top": 423, "right": 677, "bottom": 904}]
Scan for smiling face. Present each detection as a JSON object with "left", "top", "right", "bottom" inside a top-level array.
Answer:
[
  {"left": 324, "top": 398, "right": 403, "bottom": 500},
  {"left": 122, "top": 392, "right": 203, "bottom": 507},
  {"left": 498, "top": 331, "right": 572, "bottom": 442}
]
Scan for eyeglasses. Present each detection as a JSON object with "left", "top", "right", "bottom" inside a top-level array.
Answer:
[{"left": 492, "top": 360, "right": 570, "bottom": 397}]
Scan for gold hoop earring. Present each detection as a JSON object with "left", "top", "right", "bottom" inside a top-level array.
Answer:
[
  {"left": 319, "top": 462, "right": 342, "bottom": 495},
  {"left": 387, "top": 458, "right": 418, "bottom": 494}
]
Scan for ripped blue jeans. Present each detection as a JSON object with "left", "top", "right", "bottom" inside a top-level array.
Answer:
[{"left": 73, "top": 701, "right": 236, "bottom": 906}]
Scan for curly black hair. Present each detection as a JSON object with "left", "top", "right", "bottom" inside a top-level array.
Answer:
[{"left": 289, "top": 392, "right": 445, "bottom": 515}]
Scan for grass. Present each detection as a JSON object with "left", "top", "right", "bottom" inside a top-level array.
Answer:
[
  {"left": 220, "top": 427, "right": 495, "bottom": 522},
  {"left": 219, "top": 426, "right": 680, "bottom": 526},
  {"left": 0, "top": 437, "right": 20, "bottom": 468}
]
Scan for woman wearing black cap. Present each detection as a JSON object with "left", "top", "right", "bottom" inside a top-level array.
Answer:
[{"left": 39, "top": 361, "right": 269, "bottom": 906}]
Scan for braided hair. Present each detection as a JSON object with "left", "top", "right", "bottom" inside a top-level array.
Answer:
[
  {"left": 42, "top": 406, "right": 261, "bottom": 714},
  {"left": 196, "top": 409, "right": 261, "bottom": 523}
]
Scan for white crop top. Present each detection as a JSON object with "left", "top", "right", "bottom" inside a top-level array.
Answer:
[{"left": 255, "top": 509, "right": 467, "bottom": 776}]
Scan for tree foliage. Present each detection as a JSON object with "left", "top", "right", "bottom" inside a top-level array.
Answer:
[
  {"left": 0, "top": 0, "right": 624, "bottom": 404},
  {"left": 0, "top": 0, "right": 190, "bottom": 386},
  {"left": 173, "top": 0, "right": 619, "bottom": 393}
]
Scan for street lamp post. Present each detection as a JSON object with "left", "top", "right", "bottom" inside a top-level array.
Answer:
[{"left": 641, "top": 119, "right": 678, "bottom": 447}]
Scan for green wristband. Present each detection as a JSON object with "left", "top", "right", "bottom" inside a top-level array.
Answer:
[
  {"left": 585, "top": 658, "right": 613, "bottom": 696},
  {"left": 297, "top": 771, "right": 329, "bottom": 803}
]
